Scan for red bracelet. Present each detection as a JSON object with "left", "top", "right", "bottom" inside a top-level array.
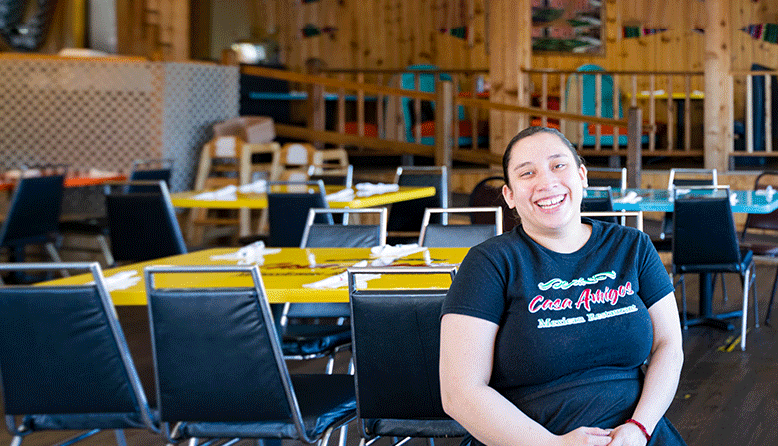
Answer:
[{"left": 626, "top": 419, "right": 651, "bottom": 442}]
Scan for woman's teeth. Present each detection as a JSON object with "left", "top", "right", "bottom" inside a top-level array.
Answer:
[{"left": 536, "top": 195, "right": 564, "bottom": 209}]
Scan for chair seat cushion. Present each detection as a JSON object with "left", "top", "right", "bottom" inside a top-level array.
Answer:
[
  {"left": 177, "top": 374, "right": 355, "bottom": 440},
  {"left": 676, "top": 250, "right": 753, "bottom": 274},
  {"left": 282, "top": 324, "right": 352, "bottom": 357},
  {"left": 365, "top": 418, "right": 467, "bottom": 438},
  {"left": 23, "top": 411, "right": 154, "bottom": 431}
]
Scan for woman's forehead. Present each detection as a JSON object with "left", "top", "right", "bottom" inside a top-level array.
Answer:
[{"left": 510, "top": 134, "right": 573, "bottom": 165}]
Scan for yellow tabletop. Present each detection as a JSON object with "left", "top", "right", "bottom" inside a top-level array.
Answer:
[
  {"left": 170, "top": 186, "right": 436, "bottom": 209},
  {"left": 40, "top": 247, "right": 469, "bottom": 306}
]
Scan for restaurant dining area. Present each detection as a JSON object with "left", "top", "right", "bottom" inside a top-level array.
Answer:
[{"left": 2, "top": 0, "right": 778, "bottom": 445}]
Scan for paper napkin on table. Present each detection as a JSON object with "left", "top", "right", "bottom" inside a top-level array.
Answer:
[
  {"left": 615, "top": 190, "right": 642, "bottom": 204},
  {"left": 326, "top": 188, "right": 355, "bottom": 202},
  {"left": 89, "top": 270, "right": 141, "bottom": 291},
  {"left": 370, "top": 243, "right": 426, "bottom": 260},
  {"left": 755, "top": 186, "right": 776, "bottom": 201},
  {"left": 238, "top": 179, "right": 267, "bottom": 194},
  {"left": 303, "top": 260, "right": 383, "bottom": 289},
  {"left": 730, "top": 192, "right": 739, "bottom": 206},
  {"left": 87, "top": 168, "right": 120, "bottom": 178},
  {"left": 355, "top": 182, "right": 399, "bottom": 197},
  {"left": 210, "top": 241, "right": 281, "bottom": 265},
  {"left": 192, "top": 185, "right": 238, "bottom": 200}
]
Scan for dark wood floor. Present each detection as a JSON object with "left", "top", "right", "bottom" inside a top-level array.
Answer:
[{"left": 2, "top": 264, "right": 778, "bottom": 445}]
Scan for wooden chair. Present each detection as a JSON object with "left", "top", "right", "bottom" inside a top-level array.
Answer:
[{"left": 189, "top": 136, "right": 281, "bottom": 245}]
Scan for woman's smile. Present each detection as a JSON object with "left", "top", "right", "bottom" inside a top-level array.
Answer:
[{"left": 535, "top": 194, "right": 567, "bottom": 210}]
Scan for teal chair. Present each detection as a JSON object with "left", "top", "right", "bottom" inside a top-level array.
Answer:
[
  {"left": 400, "top": 64, "right": 487, "bottom": 147},
  {"left": 565, "top": 64, "right": 649, "bottom": 147}
]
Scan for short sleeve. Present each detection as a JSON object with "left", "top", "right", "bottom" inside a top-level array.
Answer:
[
  {"left": 442, "top": 244, "right": 507, "bottom": 324},
  {"left": 637, "top": 233, "right": 674, "bottom": 308}
]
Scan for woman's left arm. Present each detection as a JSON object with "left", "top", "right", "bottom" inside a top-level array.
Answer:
[{"left": 608, "top": 292, "right": 684, "bottom": 445}]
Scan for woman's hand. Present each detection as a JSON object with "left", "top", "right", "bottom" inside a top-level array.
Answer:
[
  {"left": 605, "top": 423, "right": 649, "bottom": 446},
  {"left": 556, "top": 426, "right": 613, "bottom": 445}
]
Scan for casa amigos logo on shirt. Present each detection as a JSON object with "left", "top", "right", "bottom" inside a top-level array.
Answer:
[{"left": 529, "top": 270, "right": 635, "bottom": 313}]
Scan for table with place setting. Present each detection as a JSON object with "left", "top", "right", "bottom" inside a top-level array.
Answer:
[{"left": 39, "top": 245, "right": 468, "bottom": 306}]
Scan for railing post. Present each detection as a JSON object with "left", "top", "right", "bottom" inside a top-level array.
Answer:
[
  {"left": 435, "top": 79, "right": 454, "bottom": 173},
  {"left": 305, "top": 58, "right": 326, "bottom": 150},
  {"left": 627, "top": 107, "right": 642, "bottom": 188}
]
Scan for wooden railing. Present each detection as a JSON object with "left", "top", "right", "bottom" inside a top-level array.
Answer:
[
  {"left": 241, "top": 65, "right": 642, "bottom": 179},
  {"left": 522, "top": 68, "right": 706, "bottom": 158}
]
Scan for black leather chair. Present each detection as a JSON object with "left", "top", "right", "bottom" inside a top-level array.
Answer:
[
  {"left": 586, "top": 167, "right": 627, "bottom": 189},
  {"left": 419, "top": 206, "right": 503, "bottom": 247},
  {"left": 105, "top": 181, "right": 187, "bottom": 266},
  {"left": 386, "top": 166, "right": 448, "bottom": 244},
  {"left": 347, "top": 266, "right": 467, "bottom": 444},
  {"left": 0, "top": 262, "right": 158, "bottom": 445},
  {"left": 280, "top": 207, "right": 388, "bottom": 372},
  {"left": 672, "top": 186, "right": 757, "bottom": 350},
  {"left": 0, "top": 174, "right": 65, "bottom": 265},
  {"left": 126, "top": 158, "right": 173, "bottom": 193},
  {"left": 739, "top": 171, "right": 778, "bottom": 324},
  {"left": 660, "top": 168, "right": 718, "bottom": 244},
  {"left": 144, "top": 265, "right": 356, "bottom": 445},
  {"left": 581, "top": 186, "right": 617, "bottom": 224},
  {"left": 267, "top": 180, "right": 331, "bottom": 247},
  {"left": 468, "top": 175, "right": 519, "bottom": 233}
]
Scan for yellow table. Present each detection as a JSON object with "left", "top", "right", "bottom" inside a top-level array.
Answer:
[
  {"left": 41, "top": 247, "right": 469, "bottom": 305},
  {"left": 170, "top": 186, "right": 436, "bottom": 209}
]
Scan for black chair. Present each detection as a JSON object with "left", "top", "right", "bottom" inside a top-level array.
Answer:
[
  {"left": 105, "top": 180, "right": 187, "bottom": 265},
  {"left": 468, "top": 175, "right": 519, "bottom": 232},
  {"left": 419, "top": 206, "right": 503, "bottom": 247},
  {"left": 0, "top": 262, "right": 158, "bottom": 445},
  {"left": 144, "top": 265, "right": 356, "bottom": 445},
  {"left": 0, "top": 174, "right": 65, "bottom": 270},
  {"left": 308, "top": 164, "right": 354, "bottom": 188},
  {"left": 586, "top": 167, "right": 627, "bottom": 189},
  {"left": 582, "top": 186, "right": 617, "bottom": 224},
  {"left": 386, "top": 166, "right": 448, "bottom": 244},
  {"left": 347, "top": 266, "right": 466, "bottom": 444},
  {"left": 739, "top": 171, "right": 778, "bottom": 324},
  {"left": 280, "top": 207, "right": 388, "bottom": 371},
  {"left": 659, "top": 168, "right": 718, "bottom": 243},
  {"left": 267, "top": 180, "right": 331, "bottom": 247},
  {"left": 126, "top": 158, "right": 173, "bottom": 193},
  {"left": 672, "top": 186, "right": 757, "bottom": 350}
]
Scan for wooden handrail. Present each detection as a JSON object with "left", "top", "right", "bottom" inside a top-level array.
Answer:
[{"left": 522, "top": 68, "right": 705, "bottom": 76}]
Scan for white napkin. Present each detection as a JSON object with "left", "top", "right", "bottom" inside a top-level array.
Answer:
[
  {"left": 730, "top": 192, "right": 739, "bottom": 206},
  {"left": 209, "top": 241, "right": 281, "bottom": 265},
  {"left": 89, "top": 270, "right": 141, "bottom": 291},
  {"left": 238, "top": 179, "right": 267, "bottom": 194},
  {"left": 303, "top": 259, "right": 385, "bottom": 289},
  {"left": 370, "top": 243, "right": 426, "bottom": 260},
  {"left": 615, "top": 190, "right": 642, "bottom": 204},
  {"left": 755, "top": 185, "right": 776, "bottom": 201},
  {"left": 87, "top": 168, "right": 120, "bottom": 178},
  {"left": 326, "top": 188, "right": 355, "bottom": 202},
  {"left": 192, "top": 185, "right": 238, "bottom": 200},
  {"left": 355, "top": 182, "right": 399, "bottom": 197}
]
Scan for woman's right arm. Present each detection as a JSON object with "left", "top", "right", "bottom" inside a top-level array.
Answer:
[{"left": 439, "top": 313, "right": 613, "bottom": 446}]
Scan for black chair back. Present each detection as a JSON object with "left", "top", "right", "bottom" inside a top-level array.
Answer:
[
  {"left": 145, "top": 265, "right": 355, "bottom": 444},
  {"left": 419, "top": 207, "right": 502, "bottom": 247},
  {"left": 387, "top": 166, "right": 448, "bottom": 233},
  {"left": 267, "top": 181, "right": 331, "bottom": 247},
  {"left": 468, "top": 176, "right": 518, "bottom": 232},
  {"left": 105, "top": 181, "right": 187, "bottom": 264},
  {"left": 0, "top": 175, "right": 64, "bottom": 248},
  {"left": 127, "top": 158, "right": 173, "bottom": 193},
  {"left": 582, "top": 187, "right": 616, "bottom": 223},
  {"left": 300, "top": 208, "right": 387, "bottom": 249},
  {"left": 672, "top": 187, "right": 742, "bottom": 272},
  {"left": 0, "top": 263, "right": 156, "bottom": 439},
  {"left": 348, "top": 266, "right": 466, "bottom": 440}
]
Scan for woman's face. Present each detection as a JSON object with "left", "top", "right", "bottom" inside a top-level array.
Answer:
[{"left": 502, "top": 131, "right": 587, "bottom": 236}]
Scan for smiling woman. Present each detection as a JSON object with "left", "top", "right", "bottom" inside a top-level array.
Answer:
[{"left": 439, "top": 126, "right": 687, "bottom": 446}]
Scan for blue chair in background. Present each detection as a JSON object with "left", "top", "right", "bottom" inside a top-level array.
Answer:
[
  {"left": 267, "top": 180, "right": 332, "bottom": 247},
  {"left": 400, "top": 64, "right": 488, "bottom": 147},
  {"left": 0, "top": 262, "right": 158, "bottom": 445},
  {"left": 564, "top": 64, "right": 650, "bottom": 147}
]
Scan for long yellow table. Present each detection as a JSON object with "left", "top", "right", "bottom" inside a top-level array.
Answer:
[
  {"left": 170, "top": 186, "right": 436, "bottom": 209},
  {"left": 41, "top": 247, "right": 469, "bottom": 305}
]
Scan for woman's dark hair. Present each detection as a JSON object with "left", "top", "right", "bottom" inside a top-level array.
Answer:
[{"left": 502, "top": 126, "right": 583, "bottom": 183}]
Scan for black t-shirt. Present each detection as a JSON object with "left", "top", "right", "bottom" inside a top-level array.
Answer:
[{"left": 442, "top": 217, "right": 674, "bottom": 400}]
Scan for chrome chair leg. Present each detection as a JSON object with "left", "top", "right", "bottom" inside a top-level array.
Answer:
[
  {"left": 741, "top": 268, "right": 751, "bottom": 351},
  {"left": 113, "top": 429, "right": 127, "bottom": 446}
]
